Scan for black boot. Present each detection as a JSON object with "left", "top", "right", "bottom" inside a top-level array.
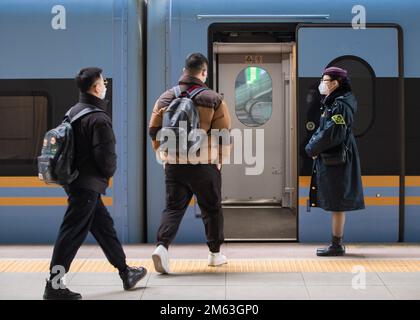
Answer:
[
  {"left": 43, "top": 279, "right": 82, "bottom": 300},
  {"left": 119, "top": 266, "right": 147, "bottom": 290},
  {"left": 316, "top": 236, "right": 346, "bottom": 256}
]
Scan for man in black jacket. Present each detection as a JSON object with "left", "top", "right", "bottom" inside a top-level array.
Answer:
[{"left": 43, "top": 67, "right": 147, "bottom": 300}]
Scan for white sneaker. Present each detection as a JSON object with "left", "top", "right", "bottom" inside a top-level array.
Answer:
[
  {"left": 152, "top": 245, "right": 170, "bottom": 274},
  {"left": 208, "top": 252, "right": 228, "bottom": 266}
]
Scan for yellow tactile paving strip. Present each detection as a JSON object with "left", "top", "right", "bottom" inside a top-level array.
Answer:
[{"left": 1, "top": 259, "right": 420, "bottom": 273}]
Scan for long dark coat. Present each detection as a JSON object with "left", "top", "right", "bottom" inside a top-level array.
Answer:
[{"left": 305, "top": 88, "right": 365, "bottom": 212}]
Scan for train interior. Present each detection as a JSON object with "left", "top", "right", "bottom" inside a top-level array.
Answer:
[{"left": 214, "top": 42, "right": 297, "bottom": 241}]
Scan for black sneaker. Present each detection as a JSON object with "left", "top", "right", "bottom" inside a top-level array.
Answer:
[
  {"left": 43, "top": 279, "right": 82, "bottom": 300},
  {"left": 119, "top": 266, "right": 147, "bottom": 291}
]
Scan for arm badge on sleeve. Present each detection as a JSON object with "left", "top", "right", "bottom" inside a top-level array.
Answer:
[{"left": 331, "top": 114, "right": 346, "bottom": 125}]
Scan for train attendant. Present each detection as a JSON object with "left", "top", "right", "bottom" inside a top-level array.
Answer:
[
  {"left": 148, "top": 53, "right": 231, "bottom": 273},
  {"left": 305, "top": 67, "right": 365, "bottom": 256},
  {"left": 44, "top": 68, "right": 147, "bottom": 299}
]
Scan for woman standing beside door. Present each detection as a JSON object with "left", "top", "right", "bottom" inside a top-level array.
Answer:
[{"left": 305, "top": 66, "right": 365, "bottom": 256}]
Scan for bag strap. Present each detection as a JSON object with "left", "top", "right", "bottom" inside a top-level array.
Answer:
[
  {"left": 332, "top": 98, "right": 354, "bottom": 150},
  {"left": 64, "top": 104, "right": 105, "bottom": 124},
  {"left": 173, "top": 85, "right": 208, "bottom": 99},
  {"left": 70, "top": 108, "right": 104, "bottom": 124},
  {"left": 188, "top": 86, "right": 207, "bottom": 99},
  {"left": 341, "top": 100, "right": 354, "bottom": 150},
  {"left": 173, "top": 85, "right": 182, "bottom": 98}
]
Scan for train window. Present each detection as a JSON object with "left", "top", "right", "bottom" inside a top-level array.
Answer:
[
  {"left": 0, "top": 95, "right": 48, "bottom": 176},
  {"left": 235, "top": 66, "right": 272, "bottom": 127},
  {"left": 327, "top": 55, "right": 375, "bottom": 137}
]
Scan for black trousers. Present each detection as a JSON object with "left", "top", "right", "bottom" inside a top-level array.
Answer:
[
  {"left": 157, "top": 164, "right": 224, "bottom": 253},
  {"left": 49, "top": 187, "right": 127, "bottom": 274}
]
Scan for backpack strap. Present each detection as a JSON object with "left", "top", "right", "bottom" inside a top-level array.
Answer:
[
  {"left": 188, "top": 86, "right": 208, "bottom": 99},
  {"left": 173, "top": 85, "right": 208, "bottom": 99},
  {"left": 70, "top": 108, "right": 104, "bottom": 124},
  {"left": 64, "top": 104, "right": 105, "bottom": 124},
  {"left": 173, "top": 85, "right": 182, "bottom": 98}
]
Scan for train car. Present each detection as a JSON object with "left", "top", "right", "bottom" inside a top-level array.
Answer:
[
  {"left": 1, "top": 0, "right": 419, "bottom": 244},
  {"left": 0, "top": 0, "right": 146, "bottom": 243},
  {"left": 146, "top": 0, "right": 420, "bottom": 244}
]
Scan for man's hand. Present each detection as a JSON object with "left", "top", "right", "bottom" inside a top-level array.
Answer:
[
  {"left": 216, "top": 164, "right": 222, "bottom": 171},
  {"left": 312, "top": 156, "right": 318, "bottom": 160}
]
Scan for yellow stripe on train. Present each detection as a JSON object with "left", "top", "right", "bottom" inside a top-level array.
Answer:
[
  {"left": 0, "top": 177, "right": 113, "bottom": 188},
  {"left": 299, "top": 197, "right": 420, "bottom": 206},
  {"left": 1, "top": 176, "right": 419, "bottom": 188},
  {"left": 300, "top": 176, "right": 420, "bottom": 187},
  {"left": 0, "top": 197, "right": 113, "bottom": 206},
  {"left": 0, "top": 176, "right": 419, "bottom": 207},
  {"left": 0, "top": 196, "right": 195, "bottom": 207}
]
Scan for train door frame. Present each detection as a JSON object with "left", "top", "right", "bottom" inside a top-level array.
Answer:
[
  {"left": 208, "top": 22, "right": 404, "bottom": 243},
  {"left": 208, "top": 23, "right": 298, "bottom": 241}
]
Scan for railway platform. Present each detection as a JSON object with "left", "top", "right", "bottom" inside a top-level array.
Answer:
[{"left": 0, "top": 243, "right": 420, "bottom": 300}]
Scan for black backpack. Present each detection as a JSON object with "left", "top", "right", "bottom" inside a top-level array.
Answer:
[
  {"left": 161, "top": 85, "right": 207, "bottom": 154},
  {"left": 37, "top": 104, "right": 105, "bottom": 185}
]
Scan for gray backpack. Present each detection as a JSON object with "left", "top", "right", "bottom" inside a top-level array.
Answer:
[
  {"left": 37, "top": 104, "right": 105, "bottom": 185},
  {"left": 161, "top": 85, "right": 207, "bottom": 153}
]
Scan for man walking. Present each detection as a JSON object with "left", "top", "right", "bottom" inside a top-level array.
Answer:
[
  {"left": 43, "top": 67, "right": 147, "bottom": 300},
  {"left": 148, "top": 53, "right": 231, "bottom": 274}
]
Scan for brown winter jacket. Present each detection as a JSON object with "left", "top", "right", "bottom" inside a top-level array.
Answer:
[{"left": 148, "top": 75, "right": 231, "bottom": 164}]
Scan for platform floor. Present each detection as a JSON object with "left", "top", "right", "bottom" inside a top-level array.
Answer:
[{"left": 1, "top": 243, "right": 420, "bottom": 300}]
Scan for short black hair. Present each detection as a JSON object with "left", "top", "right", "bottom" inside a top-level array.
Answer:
[
  {"left": 75, "top": 67, "right": 103, "bottom": 92},
  {"left": 184, "top": 53, "right": 208, "bottom": 74},
  {"left": 328, "top": 74, "right": 352, "bottom": 92}
]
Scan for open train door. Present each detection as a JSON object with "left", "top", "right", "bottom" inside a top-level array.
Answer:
[
  {"left": 215, "top": 42, "right": 298, "bottom": 241},
  {"left": 296, "top": 24, "right": 404, "bottom": 242}
]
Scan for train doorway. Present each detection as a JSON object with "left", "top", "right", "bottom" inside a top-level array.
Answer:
[{"left": 213, "top": 43, "right": 297, "bottom": 240}]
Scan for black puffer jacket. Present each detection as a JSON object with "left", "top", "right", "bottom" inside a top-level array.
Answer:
[
  {"left": 68, "top": 93, "right": 116, "bottom": 195},
  {"left": 305, "top": 87, "right": 365, "bottom": 212}
]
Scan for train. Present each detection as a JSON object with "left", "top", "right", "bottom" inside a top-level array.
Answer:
[{"left": 0, "top": 0, "right": 419, "bottom": 244}]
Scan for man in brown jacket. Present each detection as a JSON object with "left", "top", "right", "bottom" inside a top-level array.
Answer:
[{"left": 148, "top": 53, "right": 231, "bottom": 273}]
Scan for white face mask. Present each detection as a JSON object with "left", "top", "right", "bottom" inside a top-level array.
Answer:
[
  {"left": 318, "top": 81, "right": 329, "bottom": 95},
  {"left": 99, "top": 86, "right": 107, "bottom": 100}
]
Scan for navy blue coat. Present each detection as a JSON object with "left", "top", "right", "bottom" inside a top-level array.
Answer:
[{"left": 305, "top": 88, "right": 365, "bottom": 212}]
